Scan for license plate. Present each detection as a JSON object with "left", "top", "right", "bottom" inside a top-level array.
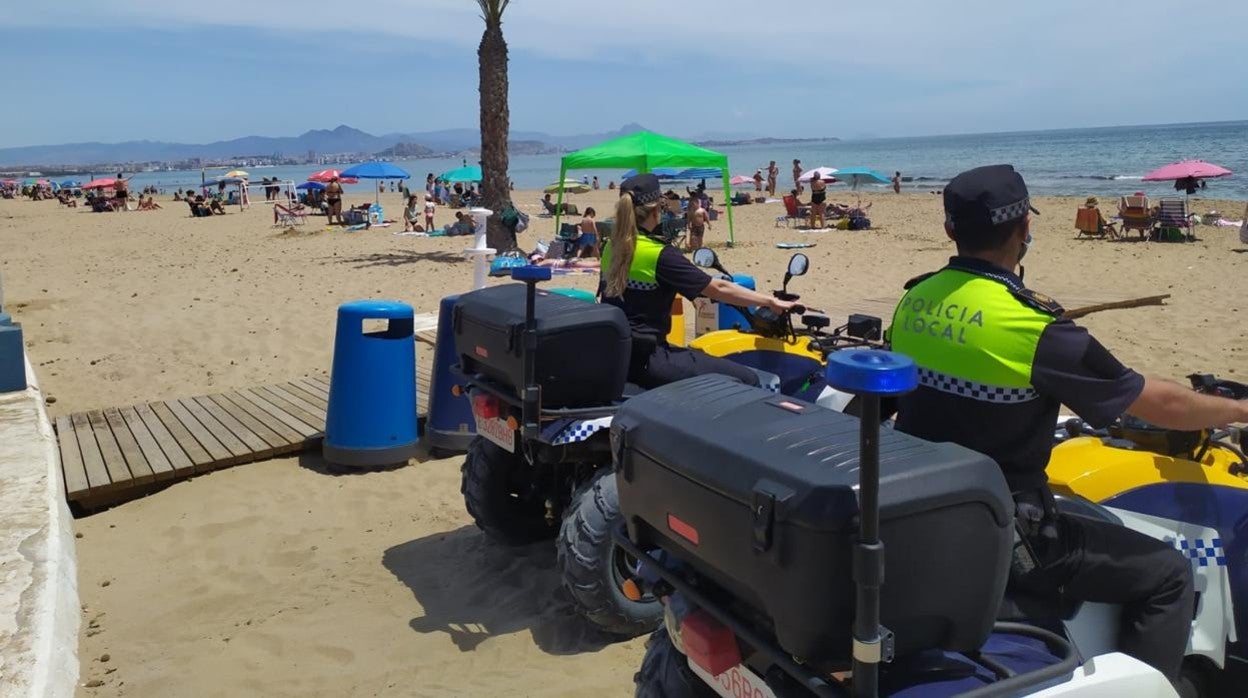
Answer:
[
  {"left": 688, "top": 660, "right": 778, "bottom": 698},
  {"left": 473, "top": 413, "right": 515, "bottom": 453}
]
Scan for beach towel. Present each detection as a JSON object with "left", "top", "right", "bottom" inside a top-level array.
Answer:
[{"left": 777, "top": 242, "right": 816, "bottom": 249}]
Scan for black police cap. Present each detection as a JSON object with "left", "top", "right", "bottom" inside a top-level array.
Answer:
[
  {"left": 620, "top": 173, "right": 662, "bottom": 205},
  {"left": 944, "top": 164, "right": 1040, "bottom": 232}
]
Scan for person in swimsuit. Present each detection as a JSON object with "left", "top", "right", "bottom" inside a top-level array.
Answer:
[
  {"left": 578, "top": 207, "right": 600, "bottom": 258},
  {"left": 325, "top": 177, "right": 344, "bottom": 224},
  {"left": 766, "top": 160, "right": 779, "bottom": 196},
  {"left": 808, "top": 173, "right": 827, "bottom": 228},
  {"left": 685, "top": 196, "right": 709, "bottom": 252},
  {"left": 793, "top": 159, "right": 803, "bottom": 195}
]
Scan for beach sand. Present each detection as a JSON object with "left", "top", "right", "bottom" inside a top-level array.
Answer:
[{"left": 1, "top": 187, "right": 1245, "bottom": 696}]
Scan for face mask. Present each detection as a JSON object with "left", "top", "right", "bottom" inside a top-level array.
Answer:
[{"left": 1018, "top": 231, "right": 1033, "bottom": 263}]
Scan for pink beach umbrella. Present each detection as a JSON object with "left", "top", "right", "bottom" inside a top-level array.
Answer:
[
  {"left": 308, "top": 169, "right": 359, "bottom": 184},
  {"left": 1142, "top": 159, "right": 1233, "bottom": 182},
  {"left": 729, "top": 175, "right": 754, "bottom": 186},
  {"left": 799, "top": 166, "right": 838, "bottom": 183}
]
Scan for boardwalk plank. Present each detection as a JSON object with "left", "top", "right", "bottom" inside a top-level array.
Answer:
[
  {"left": 119, "top": 406, "right": 174, "bottom": 481},
  {"left": 218, "top": 392, "right": 308, "bottom": 446},
  {"left": 207, "top": 394, "right": 293, "bottom": 451},
  {"left": 194, "top": 395, "right": 272, "bottom": 455},
  {"left": 176, "top": 397, "right": 251, "bottom": 463},
  {"left": 237, "top": 389, "right": 321, "bottom": 438},
  {"left": 279, "top": 382, "right": 329, "bottom": 411},
  {"left": 306, "top": 375, "right": 331, "bottom": 392},
  {"left": 55, "top": 415, "right": 91, "bottom": 499},
  {"left": 255, "top": 386, "right": 325, "bottom": 432},
  {"left": 70, "top": 412, "right": 111, "bottom": 490},
  {"left": 103, "top": 407, "right": 156, "bottom": 485},
  {"left": 263, "top": 384, "right": 326, "bottom": 424},
  {"left": 136, "top": 403, "right": 198, "bottom": 475},
  {"left": 295, "top": 377, "right": 330, "bottom": 399},
  {"left": 157, "top": 399, "right": 233, "bottom": 467},
  {"left": 86, "top": 409, "right": 134, "bottom": 488}
]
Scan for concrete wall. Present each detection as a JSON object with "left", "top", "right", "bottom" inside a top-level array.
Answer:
[{"left": 0, "top": 355, "right": 80, "bottom": 698}]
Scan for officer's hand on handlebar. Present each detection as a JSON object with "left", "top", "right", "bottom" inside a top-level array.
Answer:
[{"left": 767, "top": 298, "right": 799, "bottom": 315}]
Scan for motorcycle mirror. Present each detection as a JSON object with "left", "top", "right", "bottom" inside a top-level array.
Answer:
[
  {"left": 692, "top": 247, "right": 718, "bottom": 268},
  {"left": 787, "top": 253, "right": 809, "bottom": 277}
]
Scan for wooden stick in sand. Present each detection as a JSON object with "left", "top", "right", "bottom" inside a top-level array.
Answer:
[{"left": 1064, "top": 294, "right": 1171, "bottom": 320}]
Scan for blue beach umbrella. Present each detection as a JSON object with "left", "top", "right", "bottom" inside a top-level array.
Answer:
[
  {"left": 440, "top": 165, "right": 483, "bottom": 183},
  {"left": 341, "top": 161, "right": 411, "bottom": 180},
  {"left": 833, "top": 167, "right": 890, "bottom": 190},
  {"left": 60, "top": 180, "right": 82, "bottom": 189},
  {"left": 297, "top": 181, "right": 326, "bottom": 190},
  {"left": 677, "top": 167, "right": 723, "bottom": 181}
]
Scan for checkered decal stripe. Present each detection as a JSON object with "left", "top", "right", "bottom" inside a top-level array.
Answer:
[
  {"left": 625, "top": 279, "right": 660, "bottom": 291},
  {"left": 990, "top": 197, "right": 1032, "bottom": 224},
  {"left": 550, "top": 417, "right": 613, "bottom": 445},
  {"left": 917, "top": 367, "right": 1039, "bottom": 404},
  {"left": 1178, "top": 537, "right": 1227, "bottom": 567}
]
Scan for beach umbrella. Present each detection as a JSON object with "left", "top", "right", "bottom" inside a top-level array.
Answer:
[
  {"left": 309, "top": 169, "right": 353, "bottom": 183},
  {"left": 799, "top": 167, "right": 838, "bottom": 183},
  {"left": 440, "top": 165, "right": 483, "bottom": 183},
  {"left": 341, "top": 161, "right": 411, "bottom": 180},
  {"left": 545, "top": 179, "right": 589, "bottom": 194},
  {"left": 833, "top": 167, "right": 891, "bottom": 190},
  {"left": 678, "top": 167, "right": 723, "bottom": 181},
  {"left": 1142, "top": 159, "right": 1233, "bottom": 182},
  {"left": 341, "top": 161, "right": 410, "bottom": 203},
  {"left": 224, "top": 169, "right": 250, "bottom": 179},
  {"left": 296, "top": 181, "right": 326, "bottom": 190},
  {"left": 59, "top": 180, "right": 81, "bottom": 189},
  {"left": 82, "top": 177, "right": 120, "bottom": 190},
  {"left": 729, "top": 175, "right": 754, "bottom": 186}
]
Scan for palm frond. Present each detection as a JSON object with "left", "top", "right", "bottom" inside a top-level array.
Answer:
[{"left": 475, "top": 0, "right": 509, "bottom": 22}]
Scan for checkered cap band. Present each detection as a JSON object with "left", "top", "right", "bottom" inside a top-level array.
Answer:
[
  {"left": 625, "top": 279, "right": 660, "bottom": 291},
  {"left": 918, "top": 367, "right": 1038, "bottom": 404},
  {"left": 1178, "top": 537, "right": 1227, "bottom": 567},
  {"left": 990, "top": 198, "right": 1032, "bottom": 225}
]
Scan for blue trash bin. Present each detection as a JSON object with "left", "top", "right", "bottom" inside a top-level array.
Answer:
[
  {"left": 0, "top": 312, "right": 25, "bottom": 393},
  {"left": 424, "top": 294, "right": 476, "bottom": 453},
  {"left": 717, "top": 274, "right": 756, "bottom": 331},
  {"left": 324, "top": 300, "right": 419, "bottom": 466}
]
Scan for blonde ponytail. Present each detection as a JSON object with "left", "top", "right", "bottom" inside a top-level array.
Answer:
[{"left": 605, "top": 193, "right": 639, "bottom": 297}]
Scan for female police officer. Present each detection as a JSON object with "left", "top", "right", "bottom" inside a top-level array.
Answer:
[{"left": 601, "top": 174, "right": 795, "bottom": 389}]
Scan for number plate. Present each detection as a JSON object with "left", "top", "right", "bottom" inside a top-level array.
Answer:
[
  {"left": 474, "top": 413, "right": 515, "bottom": 453},
  {"left": 688, "top": 660, "right": 778, "bottom": 698}
]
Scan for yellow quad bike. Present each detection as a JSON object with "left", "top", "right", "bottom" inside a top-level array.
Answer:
[{"left": 1047, "top": 374, "right": 1248, "bottom": 693}]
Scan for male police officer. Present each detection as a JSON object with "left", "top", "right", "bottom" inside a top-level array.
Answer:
[{"left": 889, "top": 164, "right": 1248, "bottom": 684}]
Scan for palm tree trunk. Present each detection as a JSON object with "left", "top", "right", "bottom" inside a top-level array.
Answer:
[{"left": 479, "top": 18, "right": 514, "bottom": 252}]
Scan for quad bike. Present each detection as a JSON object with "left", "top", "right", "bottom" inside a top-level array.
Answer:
[
  {"left": 453, "top": 256, "right": 877, "bottom": 637},
  {"left": 617, "top": 353, "right": 1183, "bottom": 698},
  {"left": 1045, "top": 374, "right": 1248, "bottom": 694}
]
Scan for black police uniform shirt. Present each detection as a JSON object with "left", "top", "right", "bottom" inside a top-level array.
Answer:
[
  {"left": 599, "top": 236, "right": 712, "bottom": 344},
  {"left": 895, "top": 257, "right": 1146, "bottom": 492}
]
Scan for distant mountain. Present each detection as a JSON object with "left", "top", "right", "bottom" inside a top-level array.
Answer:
[
  {"left": 0, "top": 122, "right": 675, "bottom": 167},
  {"left": 374, "top": 142, "right": 435, "bottom": 158}
]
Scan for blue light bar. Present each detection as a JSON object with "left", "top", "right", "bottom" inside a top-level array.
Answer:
[{"left": 825, "top": 350, "right": 918, "bottom": 396}]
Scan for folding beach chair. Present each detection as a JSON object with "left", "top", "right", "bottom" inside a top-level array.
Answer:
[
  {"left": 775, "top": 195, "right": 810, "bottom": 227},
  {"left": 1074, "top": 207, "right": 1114, "bottom": 239},
  {"left": 1156, "top": 198, "right": 1195, "bottom": 241},
  {"left": 1117, "top": 194, "right": 1154, "bottom": 239},
  {"left": 273, "top": 203, "right": 308, "bottom": 226}
]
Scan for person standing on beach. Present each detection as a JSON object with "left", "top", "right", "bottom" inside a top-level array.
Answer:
[
  {"left": 325, "top": 177, "right": 344, "bottom": 224},
  {"left": 113, "top": 174, "right": 129, "bottom": 209},
  {"left": 686, "top": 196, "right": 709, "bottom": 252},
  {"left": 892, "top": 171, "right": 902, "bottom": 194},
  {"left": 592, "top": 176, "right": 600, "bottom": 190},
  {"left": 808, "top": 173, "right": 827, "bottom": 228},
  {"left": 766, "top": 160, "right": 779, "bottom": 196},
  {"left": 424, "top": 196, "right": 435, "bottom": 231},
  {"left": 793, "top": 159, "right": 803, "bottom": 195},
  {"left": 753, "top": 169, "right": 764, "bottom": 192}
]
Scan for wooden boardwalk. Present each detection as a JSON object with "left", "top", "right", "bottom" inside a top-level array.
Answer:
[{"left": 55, "top": 328, "right": 439, "bottom": 509}]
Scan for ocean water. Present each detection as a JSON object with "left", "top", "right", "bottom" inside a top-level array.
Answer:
[{"left": 116, "top": 120, "right": 1248, "bottom": 201}]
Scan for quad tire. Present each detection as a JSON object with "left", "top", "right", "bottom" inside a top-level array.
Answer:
[
  {"left": 634, "top": 627, "right": 716, "bottom": 698},
  {"left": 557, "top": 469, "right": 664, "bottom": 637},
  {"left": 461, "top": 437, "right": 558, "bottom": 545}
]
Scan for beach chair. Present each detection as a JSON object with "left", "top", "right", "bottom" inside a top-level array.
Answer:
[
  {"left": 273, "top": 203, "right": 308, "bottom": 226},
  {"left": 1118, "top": 195, "right": 1154, "bottom": 239},
  {"left": 775, "top": 195, "right": 809, "bottom": 227},
  {"left": 539, "top": 199, "right": 557, "bottom": 217},
  {"left": 1156, "top": 198, "right": 1195, "bottom": 241},
  {"left": 1075, "top": 207, "right": 1106, "bottom": 239}
]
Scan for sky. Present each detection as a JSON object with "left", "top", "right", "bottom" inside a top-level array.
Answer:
[{"left": 1, "top": 0, "right": 1245, "bottom": 148}]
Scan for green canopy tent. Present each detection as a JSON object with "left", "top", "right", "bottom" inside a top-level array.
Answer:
[{"left": 556, "top": 131, "right": 737, "bottom": 246}]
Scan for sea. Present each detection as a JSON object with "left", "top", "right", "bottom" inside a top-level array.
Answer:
[{"left": 106, "top": 120, "right": 1248, "bottom": 201}]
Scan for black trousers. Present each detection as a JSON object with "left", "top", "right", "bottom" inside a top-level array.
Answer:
[
  {"left": 631, "top": 344, "right": 762, "bottom": 390},
  {"left": 1013, "top": 507, "right": 1194, "bottom": 680}
]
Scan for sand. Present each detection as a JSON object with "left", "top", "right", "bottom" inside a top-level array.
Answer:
[{"left": 1, "top": 186, "right": 1245, "bottom": 696}]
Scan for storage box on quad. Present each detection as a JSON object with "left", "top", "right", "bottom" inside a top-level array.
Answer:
[
  {"left": 614, "top": 375, "right": 1014, "bottom": 664},
  {"left": 452, "top": 283, "right": 632, "bottom": 408}
]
